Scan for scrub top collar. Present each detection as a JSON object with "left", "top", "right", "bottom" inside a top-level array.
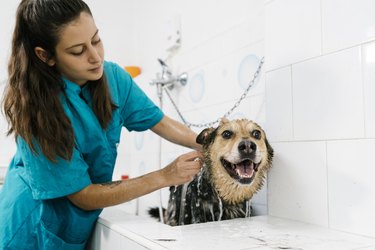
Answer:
[
  {"left": 63, "top": 77, "right": 91, "bottom": 105},
  {"left": 63, "top": 77, "right": 82, "bottom": 94}
]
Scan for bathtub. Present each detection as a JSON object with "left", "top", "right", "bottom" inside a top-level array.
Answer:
[{"left": 89, "top": 206, "right": 375, "bottom": 250}]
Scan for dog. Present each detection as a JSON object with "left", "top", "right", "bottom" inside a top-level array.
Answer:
[{"left": 149, "top": 118, "right": 273, "bottom": 226}]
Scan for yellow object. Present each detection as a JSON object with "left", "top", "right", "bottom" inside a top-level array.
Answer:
[{"left": 124, "top": 66, "right": 141, "bottom": 78}]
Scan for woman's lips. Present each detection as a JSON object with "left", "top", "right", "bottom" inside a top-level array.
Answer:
[{"left": 89, "top": 65, "right": 102, "bottom": 72}]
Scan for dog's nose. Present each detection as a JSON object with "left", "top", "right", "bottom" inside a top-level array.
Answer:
[{"left": 238, "top": 140, "right": 257, "bottom": 154}]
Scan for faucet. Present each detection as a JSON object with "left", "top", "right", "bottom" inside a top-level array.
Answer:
[{"left": 150, "top": 58, "right": 188, "bottom": 99}]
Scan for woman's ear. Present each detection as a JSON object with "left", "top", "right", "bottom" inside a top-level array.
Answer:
[{"left": 34, "top": 47, "right": 55, "bottom": 66}]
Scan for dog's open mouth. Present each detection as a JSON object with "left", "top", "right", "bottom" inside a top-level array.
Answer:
[{"left": 221, "top": 158, "right": 259, "bottom": 184}]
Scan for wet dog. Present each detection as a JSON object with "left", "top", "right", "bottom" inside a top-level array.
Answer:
[{"left": 150, "top": 118, "right": 273, "bottom": 226}]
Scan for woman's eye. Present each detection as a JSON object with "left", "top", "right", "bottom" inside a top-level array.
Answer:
[
  {"left": 92, "top": 39, "right": 101, "bottom": 45},
  {"left": 252, "top": 130, "right": 261, "bottom": 139},
  {"left": 71, "top": 51, "right": 84, "bottom": 56},
  {"left": 222, "top": 130, "right": 233, "bottom": 139},
  {"left": 70, "top": 47, "right": 85, "bottom": 56}
]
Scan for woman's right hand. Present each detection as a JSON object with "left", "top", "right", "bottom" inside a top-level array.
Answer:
[{"left": 160, "top": 151, "right": 203, "bottom": 186}]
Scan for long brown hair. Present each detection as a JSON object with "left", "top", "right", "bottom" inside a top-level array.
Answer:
[{"left": 2, "top": 0, "right": 116, "bottom": 162}]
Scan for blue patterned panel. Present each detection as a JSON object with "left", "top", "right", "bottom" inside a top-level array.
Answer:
[
  {"left": 238, "top": 54, "right": 261, "bottom": 89},
  {"left": 189, "top": 71, "right": 205, "bottom": 103}
]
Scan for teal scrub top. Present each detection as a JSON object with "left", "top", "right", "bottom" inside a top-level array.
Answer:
[{"left": 0, "top": 61, "right": 164, "bottom": 249}]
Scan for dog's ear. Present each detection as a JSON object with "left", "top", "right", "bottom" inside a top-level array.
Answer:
[
  {"left": 196, "top": 127, "right": 215, "bottom": 145},
  {"left": 219, "top": 117, "right": 230, "bottom": 125}
]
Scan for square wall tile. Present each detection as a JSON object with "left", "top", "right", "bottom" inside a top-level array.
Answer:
[
  {"left": 265, "top": 0, "right": 321, "bottom": 70},
  {"left": 268, "top": 141, "right": 328, "bottom": 227},
  {"left": 180, "top": 0, "right": 263, "bottom": 51},
  {"left": 203, "top": 55, "right": 238, "bottom": 108},
  {"left": 362, "top": 41, "right": 375, "bottom": 138},
  {"left": 130, "top": 152, "right": 159, "bottom": 178},
  {"left": 327, "top": 139, "right": 375, "bottom": 238},
  {"left": 249, "top": 94, "right": 266, "bottom": 126},
  {"left": 292, "top": 47, "right": 364, "bottom": 140},
  {"left": 219, "top": 14, "right": 264, "bottom": 56},
  {"left": 322, "top": 0, "right": 375, "bottom": 53},
  {"left": 251, "top": 174, "right": 268, "bottom": 216},
  {"left": 113, "top": 128, "right": 131, "bottom": 179},
  {"left": 265, "top": 67, "right": 293, "bottom": 142},
  {"left": 127, "top": 130, "right": 159, "bottom": 155}
]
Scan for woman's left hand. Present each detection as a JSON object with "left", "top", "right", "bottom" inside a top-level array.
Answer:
[{"left": 159, "top": 150, "right": 203, "bottom": 186}]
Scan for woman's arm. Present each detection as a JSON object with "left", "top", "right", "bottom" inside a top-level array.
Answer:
[
  {"left": 150, "top": 115, "right": 202, "bottom": 151},
  {"left": 67, "top": 150, "right": 202, "bottom": 211}
]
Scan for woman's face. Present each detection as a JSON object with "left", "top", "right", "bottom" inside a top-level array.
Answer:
[{"left": 53, "top": 12, "right": 104, "bottom": 86}]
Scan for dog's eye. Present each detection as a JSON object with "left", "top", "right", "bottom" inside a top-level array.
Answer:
[
  {"left": 252, "top": 130, "right": 261, "bottom": 139},
  {"left": 222, "top": 130, "right": 233, "bottom": 139}
]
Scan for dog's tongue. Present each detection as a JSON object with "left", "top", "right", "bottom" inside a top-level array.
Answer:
[{"left": 235, "top": 160, "right": 254, "bottom": 178}]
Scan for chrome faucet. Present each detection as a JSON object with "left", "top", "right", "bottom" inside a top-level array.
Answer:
[{"left": 150, "top": 58, "right": 188, "bottom": 99}]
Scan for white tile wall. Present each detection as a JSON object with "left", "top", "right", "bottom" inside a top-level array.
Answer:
[
  {"left": 265, "top": 66, "right": 293, "bottom": 142},
  {"left": 178, "top": 0, "right": 262, "bottom": 53},
  {"left": 265, "top": 0, "right": 321, "bottom": 70},
  {"left": 327, "top": 139, "right": 375, "bottom": 238},
  {"left": 114, "top": 1, "right": 375, "bottom": 236},
  {"left": 0, "top": 1, "right": 18, "bottom": 80},
  {"left": 292, "top": 47, "right": 364, "bottom": 141},
  {"left": 265, "top": 0, "right": 375, "bottom": 239},
  {"left": 362, "top": 41, "right": 375, "bottom": 138},
  {"left": 268, "top": 141, "right": 329, "bottom": 227},
  {"left": 321, "top": 0, "right": 375, "bottom": 53}
]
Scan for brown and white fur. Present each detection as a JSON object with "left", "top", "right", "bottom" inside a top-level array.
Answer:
[{"left": 150, "top": 118, "right": 273, "bottom": 226}]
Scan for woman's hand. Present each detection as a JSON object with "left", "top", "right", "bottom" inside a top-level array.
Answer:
[{"left": 160, "top": 151, "right": 203, "bottom": 186}]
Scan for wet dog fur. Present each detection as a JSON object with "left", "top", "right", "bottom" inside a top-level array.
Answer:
[{"left": 149, "top": 118, "right": 273, "bottom": 226}]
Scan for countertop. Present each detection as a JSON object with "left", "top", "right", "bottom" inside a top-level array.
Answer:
[{"left": 95, "top": 207, "right": 375, "bottom": 250}]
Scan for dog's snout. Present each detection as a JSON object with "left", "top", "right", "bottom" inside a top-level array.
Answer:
[{"left": 238, "top": 140, "right": 257, "bottom": 154}]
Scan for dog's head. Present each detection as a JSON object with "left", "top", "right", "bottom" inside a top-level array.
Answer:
[{"left": 196, "top": 118, "right": 273, "bottom": 204}]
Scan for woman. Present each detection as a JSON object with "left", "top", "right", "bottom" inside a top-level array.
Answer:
[{"left": 0, "top": 0, "right": 202, "bottom": 249}]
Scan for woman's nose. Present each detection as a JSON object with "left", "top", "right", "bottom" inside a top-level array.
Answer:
[{"left": 87, "top": 45, "right": 101, "bottom": 63}]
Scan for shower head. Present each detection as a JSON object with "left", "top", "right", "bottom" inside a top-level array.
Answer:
[
  {"left": 158, "top": 58, "right": 168, "bottom": 67},
  {"left": 157, "top": 58, "right": 172, "bottom": 77}
]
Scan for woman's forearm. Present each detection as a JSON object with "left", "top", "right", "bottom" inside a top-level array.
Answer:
[
  {"left": 68, "top": 170, "right": 166, "bottom": 210},
  {"left": 68, "top": 150, "right": 202, "bottom": 211}
]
